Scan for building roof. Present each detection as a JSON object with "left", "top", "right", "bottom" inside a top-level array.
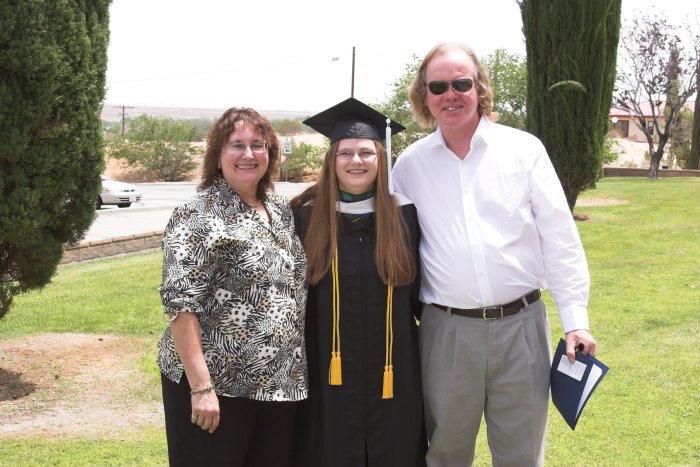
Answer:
[{"left": 611, "top": 99, "right": 695, "bottom": 118}]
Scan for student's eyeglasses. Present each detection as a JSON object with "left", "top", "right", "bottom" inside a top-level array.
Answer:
[
  {"left": 335, "top": 149, "right": 378, "bottom": 160},
  {"left": 224, "top": 141, "right": 267, "bottom": 156},
  {"left": 426, "top": 78, "right": 474, "bottom": 95}
]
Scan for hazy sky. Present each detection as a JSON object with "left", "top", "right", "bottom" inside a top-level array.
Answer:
[{"left": 105, "top": 0, "right": 698, "bottom": 113}]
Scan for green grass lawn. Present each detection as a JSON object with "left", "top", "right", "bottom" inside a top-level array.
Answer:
[{"left": 1, "top": 177, "right": 699, "bottom": 466}]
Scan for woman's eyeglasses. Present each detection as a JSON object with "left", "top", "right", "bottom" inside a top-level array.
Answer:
[
  {"left": 335, "top": 149, "right": 378, "bottom": 160},
  {"left": 224, "top": 142, "right": 267, "bottom": 156},
  {"left": 427, "top": 78, "right": 474, "bottom": 95}
]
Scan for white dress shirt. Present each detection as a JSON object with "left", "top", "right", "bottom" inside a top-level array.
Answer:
[{"left": 392, "top": 117, "right": 590, "bottom": 332}]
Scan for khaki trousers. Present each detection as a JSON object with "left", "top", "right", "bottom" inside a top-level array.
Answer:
[{"left": 420, "top": 300, "right": 551, "bottom": 467}]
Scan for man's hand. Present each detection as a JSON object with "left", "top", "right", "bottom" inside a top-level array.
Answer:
[{"left": 564, "top": 329, "right": 597, "bottom": 363}]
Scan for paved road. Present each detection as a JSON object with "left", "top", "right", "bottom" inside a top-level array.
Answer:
[{"left": 86, "top": 181, "right": 312, "bottom": 242}]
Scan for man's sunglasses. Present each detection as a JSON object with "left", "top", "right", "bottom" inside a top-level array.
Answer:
[{"left": 427, "top": 78, "right": 474, "bottom": 95}]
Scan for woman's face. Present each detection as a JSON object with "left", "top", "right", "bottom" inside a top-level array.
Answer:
[
  {"left": 334, "top": 138, "right": 379, "bottom": 195},
  {"left": 219, "top": 121, "right": 269, "bottom": 195}
]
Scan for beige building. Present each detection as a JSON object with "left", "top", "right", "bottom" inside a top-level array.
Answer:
[{"left": 609, "top": 100, "right": 695, "bottom": 142}]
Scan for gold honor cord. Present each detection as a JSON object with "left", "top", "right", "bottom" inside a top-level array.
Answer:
[
  {"left": 328, "top": 246, "right": 395, "bottom": 399},
  {"left": 329, "top": 248, "right": 342, "bottom": 385},
  {"left": 383, "top": 283, "right": 394, "bottom": 399}
]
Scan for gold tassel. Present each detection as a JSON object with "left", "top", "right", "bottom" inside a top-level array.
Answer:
[
  {"left": 329, "top": 248, "right": 342, "bottom": 386},
  {"left": 382, "top": 364, "right": 394, "bottom": 399},
  {"left": 383, "top": 283, "right": 394, "bottom": 399},
  {"left": 330, "top": 351, "right": 342, "bottom": 385}
]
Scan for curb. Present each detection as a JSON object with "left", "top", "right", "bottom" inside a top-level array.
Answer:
[
  {"left": 603, "top": 167, "right": 700, "bottom": 177},
  {"left": 62, "top": 230, "right": 164, "bottom": 264},
  {"left": 95, "top": 203, "right": 180, "bottom": 216}
]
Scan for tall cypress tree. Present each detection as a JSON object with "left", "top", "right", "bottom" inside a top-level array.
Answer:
[
  {"left": 520, "top": 0, "right": 621, "bottom": 211},
  {"left": 689, "top": 72, "right": 700, "bottom": 170},
  {"left": 0, "top": 0, "right": 111, "bottom": 318}
]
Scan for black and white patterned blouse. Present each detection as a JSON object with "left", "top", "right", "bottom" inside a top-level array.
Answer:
[{"left": 157, "top": 176, "right": 308, "bottom": 402}]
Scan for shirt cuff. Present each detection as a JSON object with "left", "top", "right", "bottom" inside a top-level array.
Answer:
[{"left": 558, "top": 305, "right": 590, "bottom": 333}]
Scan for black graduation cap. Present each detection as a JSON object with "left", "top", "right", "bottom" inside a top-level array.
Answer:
[{"left": 303, "top": 97, "right": 405, "bottom": 144}]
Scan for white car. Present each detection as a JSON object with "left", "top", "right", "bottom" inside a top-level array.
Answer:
[{"left": 96, "top": 175, "right": 142, "bottom": 209}]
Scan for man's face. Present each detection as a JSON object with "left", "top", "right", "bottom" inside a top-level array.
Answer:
[{"left": 424, "top": 49, "right": 480, "bottom": 133}]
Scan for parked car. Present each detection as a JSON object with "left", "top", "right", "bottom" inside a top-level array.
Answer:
[{"left": 96, "top": 175, "right": 142, "bottom": 209}]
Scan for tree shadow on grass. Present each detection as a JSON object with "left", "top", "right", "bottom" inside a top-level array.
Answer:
[{"left": 0, "top": 367, "right": 37, "bottom": 401}]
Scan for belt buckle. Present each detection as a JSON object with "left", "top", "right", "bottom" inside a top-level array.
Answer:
[{"left": 482, "top": 306, "right": 503, "bottom": 320}]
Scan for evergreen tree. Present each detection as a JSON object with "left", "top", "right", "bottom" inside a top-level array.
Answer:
[
  {"left": 689, "top": 68, "right": 700, "bottom": 170},
  {"left": 0, "top": 0, "right": 111, "bottom": 318},
  {"left": 520, "top": 0, "right": 621, "bottom": 210}
]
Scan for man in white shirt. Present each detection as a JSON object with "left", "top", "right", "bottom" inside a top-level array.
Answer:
[{"left": 392, "top": 42, "right": 598, "bottom": 467}]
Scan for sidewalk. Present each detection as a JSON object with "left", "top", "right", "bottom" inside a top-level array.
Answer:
[
  {"left": 62, "top": 206, "right": 177, "bottom": 264},
  {"left": 85, "top": 205, "right": 178, "bottom": 242}
]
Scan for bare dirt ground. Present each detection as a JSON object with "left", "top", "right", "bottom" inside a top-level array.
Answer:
[
  {"left": 104, "top": 133, "right": 326, "bottom": 184},
  {"left": 577, "top": 197, "right": 628, "bottom": 207},
  {"left": 608, "top": 138, "right": 649, "bottom": 168},
  {"left": 0, "top": 333, "right": 162, "bottom": 438}
]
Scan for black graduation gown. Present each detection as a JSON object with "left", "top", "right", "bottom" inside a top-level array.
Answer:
[{"left": 295, "top": 203, "right": 427, "bottom": 467}]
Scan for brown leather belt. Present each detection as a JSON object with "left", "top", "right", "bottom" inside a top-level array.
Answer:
[{"left": 432, "top": 290, "right": 541, "bottom": 320}]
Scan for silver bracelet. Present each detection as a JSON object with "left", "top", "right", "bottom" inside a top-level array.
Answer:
[{"left": 190, "top": 384, "right": 214, "bottom": 395}]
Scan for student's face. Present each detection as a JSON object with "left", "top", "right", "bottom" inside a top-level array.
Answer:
[
  {"left": 334, "top": 138, "right": 379, "bottom": 195},
  {"left": 424, "top": 49, "right": 480, "bottom": 133}
]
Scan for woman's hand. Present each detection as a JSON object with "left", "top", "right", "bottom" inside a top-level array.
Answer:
[
  {"left": 170, "top": 313, "right": 220, "bottom": 433},
  {"left": 191, "top": 390, "right": 220, "bottom": 433}
]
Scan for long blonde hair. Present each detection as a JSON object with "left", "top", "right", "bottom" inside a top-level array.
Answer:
[{"left": 291, "top": 141, "right": 416, "bottom": 286}]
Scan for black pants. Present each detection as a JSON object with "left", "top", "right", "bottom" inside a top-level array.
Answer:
[{"left": 161, "top": 373, "right": 300, "bottom": 467}]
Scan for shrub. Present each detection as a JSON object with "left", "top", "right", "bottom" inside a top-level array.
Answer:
[
  {"left": 108, "top": 115, "right": 203, "bottom": 181},
  {"left": 283, "top": 141, "right": 324, "bottom": 181},
  {"left": 0, "top": 0, "right": 111, "bottom": 319}
]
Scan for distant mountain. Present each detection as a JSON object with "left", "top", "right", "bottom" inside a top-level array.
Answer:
[{"left": 101, "top": 105, "right": 313, "bottom": 122}]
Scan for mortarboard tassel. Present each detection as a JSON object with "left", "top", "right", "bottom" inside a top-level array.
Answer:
[{"left": 386, "top": 118, "right": 395, "bottom": 195}]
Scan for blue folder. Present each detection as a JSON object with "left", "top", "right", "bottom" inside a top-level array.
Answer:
[{"left": 550, "top": 338, "right": 608, "bottom": 430}]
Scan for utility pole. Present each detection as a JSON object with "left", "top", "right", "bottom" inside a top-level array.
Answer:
[
  {"left": 351, "top": 46, "right": 355, "bottom": 98},
  {"left": 114, "top": 105, "right": 134, "bottom": 136}
]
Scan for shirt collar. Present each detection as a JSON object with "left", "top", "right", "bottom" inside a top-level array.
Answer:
[
  {"left": 430, "top": 116, "right": 493, "bottom": 153},
  {"left": 213, "top": 176, "right": 254, "bottom": 210}
]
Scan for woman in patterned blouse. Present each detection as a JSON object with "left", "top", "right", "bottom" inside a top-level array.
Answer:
[{"left": 157, "top": 107, "right": 308, "bottom": 467}]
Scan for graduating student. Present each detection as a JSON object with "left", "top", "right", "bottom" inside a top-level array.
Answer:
[{"left": 291, "top": 98, "right": 427, "bottom": 467}]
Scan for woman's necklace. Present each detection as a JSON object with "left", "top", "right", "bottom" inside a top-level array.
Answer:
[
  {"left": 232, "top": 188, "right": 262, "bottom": 208},
  {"left": 339, "top": 189, "right": 373, "bottom": 224}
]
